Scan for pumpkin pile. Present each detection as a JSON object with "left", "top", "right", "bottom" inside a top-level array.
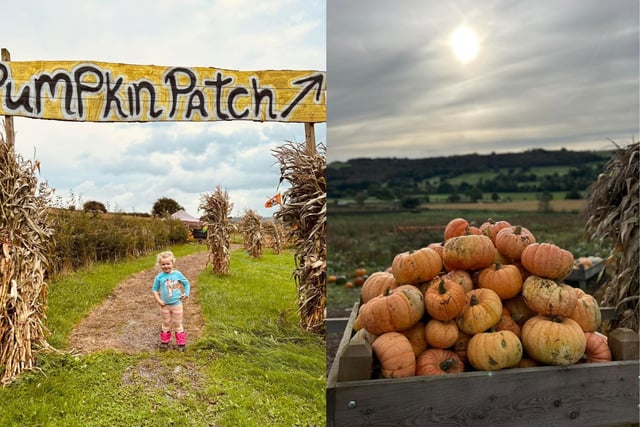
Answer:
[{"left": 353, "top": 217, "right": 612, "bottom": 379}]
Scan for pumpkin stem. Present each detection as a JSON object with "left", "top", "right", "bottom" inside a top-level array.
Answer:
[
  {"left": 551, "top": 316, "right": 564, "bottom": 323},
  {"left": 494, "top": 262, "right": 502, "bottom": 270},
  {"left": 514, "top": 225, "right": 522, "bottom": 235},
  {"left": 439, "top": 358, "right": 456, "bottom": 372},
  {"left": 383, "top": 287, "right": 391, "bottom": 297},
  {"left": 438, "top": 278, "right": 447, "bottom": 295},
  {"left": 470, "top": 294, "right": 479, "bottom": 306}
]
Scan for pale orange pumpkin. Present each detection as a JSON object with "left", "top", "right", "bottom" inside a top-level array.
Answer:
[
  {"left": 503, "top": 295, "right": 536, "bottom": 326},
  {"left": 494, "top": 311, "right": 522, "bottom": 338},
  {"left": 456, "top": 288, "right": 503, "bottom": 335},
  {"left": 582, "top": 332, "right": 612, "bottom": 363},
  {"left": 568, "top": 288, "right": 602, "bottom": 332},
  {"left": 392, "top": 247, "right": 443, "bottom": 285},
  {"left": 400, "top": 321, "right": 429, "bottom": 357},
  {"left": 357, "top": 285, "right": 425, "bottom": 335},
  {"left": 522, "top": 275, "right": 578, "bottom": 317},
  {"left": 520, "top": 242, "right": 574, "bottom": 280},
  {"left": 443, "top": 234, "right": 497, "bottom": 271},
  {"left": 467, "top": 330, "right": 523, "bottom": 371},
  {"left": 516, "top": 357, "right": 539, "bottom": 368},
  {"left": 372, "top": 332, "right": 416, "bottom": 378},
  {"left": 424, "top": 276, "right": 467, "bottom": 321},
  {"left": 521, "top": 315, "right": 586, "bottom": 365},
  {"left": 415, "top": 348, "right": 465, "bottom": 375},
  {"left": 477, "top": 263, "right": 523, "bottom": 300},
  {"left": 495, "top": 225, "right": 536, "bottom": 261},
  {"left": 480, "top": 219, "right": 512, "bottom": 243},
  {"left": 424, "top": 319, "right": 459, "bottom": 349},
  {"left": 360, "top": 271, "right": 399, "bottom": 304},
  {"left": 445, "top": 269, "right": 474, "bottom": 293}
]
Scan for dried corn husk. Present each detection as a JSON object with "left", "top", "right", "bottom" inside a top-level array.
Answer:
[
  {"left": 199, "top": 186, "right": 235, "bottom": 274},
  {"left": 263, "top": 220, "right": 283, "bottom": 254},
  {"left": 0, "top": 121, "right": 56, "bottom": 384},
  {"left": 585, "top": 141, "right": 639, "bottom": 332},
  {"left": 273, "top": 141, "right": 326, "bottom": 334},
  {"left": 238, "top": 209, "right": 263, "bottom": 258}
]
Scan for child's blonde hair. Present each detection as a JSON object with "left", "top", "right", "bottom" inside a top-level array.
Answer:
[{"left": 157, "top": 250, "right": 176, "bottom": 266}]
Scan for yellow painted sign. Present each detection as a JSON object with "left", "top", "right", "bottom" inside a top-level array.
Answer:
[{"left": 0, "top": 61, "right": 326, "bottom": 123}]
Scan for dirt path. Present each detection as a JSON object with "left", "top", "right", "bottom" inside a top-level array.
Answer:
[{"left": 69, "top": 251, "right": 211, "bottom": 354}]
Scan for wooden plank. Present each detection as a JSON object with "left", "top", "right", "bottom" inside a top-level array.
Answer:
[
  {"left": 337, "top": 329, "right": 374, "bottom": 382},
  {"left": 329, "top": 360, "right": 639, "bottom": 427},
  {"left": 327, "top": 318, "right": 349, "bottom": 334},
  {"left": 1, "top": 49, "right": 14, "bottom": 149}
]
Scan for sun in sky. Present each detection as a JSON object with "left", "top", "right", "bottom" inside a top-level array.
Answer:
[{"left": 449, "top": 24, "right": 480, "bottom": 64}]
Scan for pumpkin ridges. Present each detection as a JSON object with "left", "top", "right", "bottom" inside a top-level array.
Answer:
[
  {"left": 360, "top": 271, "right": 399, "bottom": 303},
  {"left": 443, "top": 234, "right": 497, "bottom": 271},
  {"left": 424, "top": 276, "right": 466, "bottom": 321},
  {"left": 467, "top": 330, "right": 523, "bottom": 371},
  {"left": 415, "top": 348, "right": 464, "bottom": 375},
  {"left": 358, "top": 284, "right": 425, "bottom": 335},
  {"left": 520, "top": 242, "right": 574, "bottom": 280},
  {"left": 582, "top": 332, "right": 612, "bottom": 363},
  {"left": 495, "top": 225, "right": 536, "bottom": 261},
  {"left": 424, "top": 318, "right": 459, "bottom": 349},
  {"left": 568, "top": 288, "right": 602, "bottom": 332},
  {"left": 521, "top": 315, "right": 586, "bottom": 365},
  {"left": 456, "top": 288, "right": 503, "bottom": 335},
  {"left": 521, "top": 275, "right": 578, "bottom": 317},
  {"left": 392, "top": 247, "right": 443, "bottom": 285},
  {"left": 372, "top": 332, "right": 416, "bottom": 378},
  {"left": 477, "top": 262, "right": 523, "bottom": 300}
]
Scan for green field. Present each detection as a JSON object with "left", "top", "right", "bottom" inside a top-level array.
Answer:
[{"left": 327, "top": 209, "right": 611, "bottom": 316}]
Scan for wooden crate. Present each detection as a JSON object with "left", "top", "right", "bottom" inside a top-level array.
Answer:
[{"left": 327, "top": 302, "right": 640, "bottom": 427}]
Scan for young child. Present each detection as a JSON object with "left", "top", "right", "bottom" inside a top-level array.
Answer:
[{"left": 152, "top": 251, "right": 190, "bottom": 351}]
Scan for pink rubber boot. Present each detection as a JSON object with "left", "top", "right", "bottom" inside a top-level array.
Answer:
[
  {"left": 160, "top": 330, "right": 171, "bottom": 350},
  {"left": 175, "top": 331, "right": 186, "bottom": 351}
]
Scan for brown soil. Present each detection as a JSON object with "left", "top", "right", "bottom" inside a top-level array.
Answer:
[{"left": 68, "top": 251, "right": 211, "bottom": 354}]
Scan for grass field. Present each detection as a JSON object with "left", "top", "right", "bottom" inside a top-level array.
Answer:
[{"left": 0, "top": 245, "right": 324, "bottom": 426}]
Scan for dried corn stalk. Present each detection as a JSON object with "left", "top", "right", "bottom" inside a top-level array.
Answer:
[
  {"left": 238, "top": 209, "right": 263, "bottom": 258},
  {"left": 263, "top": 220, "right": 283, "bottom": 254},
  {"left": 585, "top": 141, "right": 638, "bottom": 332},
  {"left": 273, "top": 141, "right": 326, "bottom": 334},
  {"left": 0, "top": 122, "right": 55, "bottom": 384},
  {"left": 199, "top": 186, "right": 235, "bottom": 274}
]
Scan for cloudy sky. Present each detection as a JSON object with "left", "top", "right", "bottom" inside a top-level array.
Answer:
[
  {"left": 327, "top": 0, "right": 639, "bottom": 162},
  {"left": 5, "top": 0, "right": 325, "bottom": 217}
]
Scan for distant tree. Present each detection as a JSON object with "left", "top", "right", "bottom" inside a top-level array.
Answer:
[
  {"left": 448, "top": 192, "right": 461, "bottom": 203},
  {"left": 354, "top": 191, "right": 368, "bottom": 207},
  {"left": 491, "top": 192, "right": 500, "bottom": 202},
  {"left": 152, "top": 197, "right": 184, "bottom": 216},
  {"left": 537, "top": 191, "right": 554, "bottom": 212},
  {"left": 400, "top": 197, "right": 421, "bottom": 210},
  {"left": 83, "top": 200, "right": 107, "bottom": 213},
  {"left": 565, "top": 189, "right": 582, "bottom": 200}
]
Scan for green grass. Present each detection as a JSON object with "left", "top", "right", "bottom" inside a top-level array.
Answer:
[{"left": 0, "top": 245, "right": 324, "bottom": 427}]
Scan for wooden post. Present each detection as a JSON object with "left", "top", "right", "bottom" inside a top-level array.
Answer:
[
  {"left": 1, "top": 48, "right": 14, "bottom": 148},
  {"left": 304, "top": 122, "right": 316, "bottom": 154}
]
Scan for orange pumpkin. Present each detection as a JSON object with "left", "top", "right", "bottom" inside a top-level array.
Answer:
[
  {"left": 424, "top": 319, "right": 459, "bottom": 349},
  {"left": 494, "top": 311, "right": 522, "bottom": 338},
  {"left": 582, "top": 332, "right": 612, "bottom": 363},
  {"left": 495, "top": 225, "right": 536, "bottom": 261},
  {"left": 520, "top": 242, "right": 574, "bottom": 280},
  {"left": 452, "top": 331, "right": 473, "bottom": 363},
  {"left": 424, "top": 276, "right": 467, "bottom": 321},
  {"left": 400, "top": 321, "right": 429, "bottom": 357},
  {"left": 503, "top": 295, "right": 536, "bottom": 326},
  {"left": 467, "top": 330, "right": 523, "bottom": 371},
  {"left": 357, "top": 285, "right": 425, "bottom": 335},
  {"left": 568, "top": 288, "right": 602, "bottom": 332},
  {"left": 391, "top": 247, "right": 443, "bottom": 285},
  {"left": 480, "top": 219, "right": 512, "bottom": 243},
  {"left": 521, "top": 315, "right": 586, "bottom": 365},
  {"left": 427, "top": 242, "right": 445, "bottom": 258},
  {"left": 522, "top": 275, "right": 578, "bottom": 317},
  {"left": 477, "top": 263, "right": 523, "bottom": 300},
  {"left": 445, "top": 269, "right": 474, "bottom": 293},
  {"left": 516, "top": 357, "right": 539, "bottom": 368},
  {"left": 415, "top": 348, "right": 464, "bottom": 375},
  {"left": 456, "top": 288, "right": 503, "bottom": 335},
  {"left": 372, "top": 332, "right": 416, "bottom": 378},
  {"left": 443, "top": 217, "right": 470, "bottom": 241},
  {"left": 360, "top": 271, "right": 399, "bottom": 303},
  {"left": 443, "top": 234, "right": 497, "bottom": 271}
]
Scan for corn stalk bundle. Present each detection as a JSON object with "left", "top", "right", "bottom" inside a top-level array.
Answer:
[
  {"left": 585, "top": 141, "right": 639, "bottom": 332},
  {"left": 199, "top": 186, "right": 235, "bottom": 274},
  {"left": 263, "top": 220, "right": 283, "bottom": 254},
  {"left": 0, "top": 125, "right": 55, "bottom": 384},
  {"left": 273, "top": 141, "right": 326, "bottom": 334},
  {"left": 238, "top": 209, "right": 263, "bottom": 258}
]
